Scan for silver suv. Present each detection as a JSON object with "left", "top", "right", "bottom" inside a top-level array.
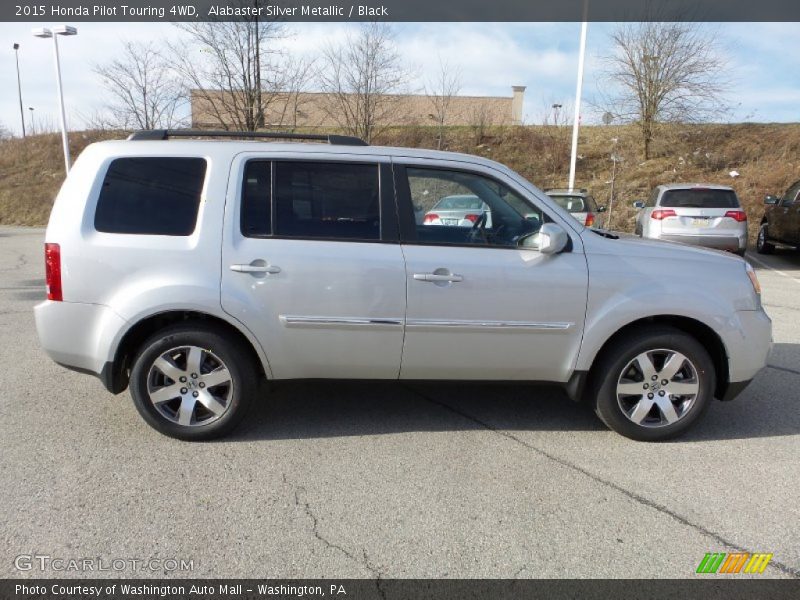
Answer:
[
  {"left": 634, "top": 184, "right": 748, "bottom": 255},
  {"left": 34, "top": 131, "right": 771, "bottom": 442}
]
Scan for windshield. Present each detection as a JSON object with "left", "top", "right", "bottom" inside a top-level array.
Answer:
[{"left": 660, "top": 189, "right": 739, "bottom": 208}]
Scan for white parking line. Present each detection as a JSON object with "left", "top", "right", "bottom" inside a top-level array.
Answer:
[{"left": 747, "top": 254, "right": 800, "bottom": 286}]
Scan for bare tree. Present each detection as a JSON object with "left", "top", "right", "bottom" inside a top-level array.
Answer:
[
  {"left": 425, "top": 58, "right": 461, "bottom": 149},
  {"left": 0, "top": 121, "right": 11, "bottom": 140},
  {"left": 270, "top": 56, "right": 318, "bottom": 131},
  {"left": 78, "top": 108, "right": 118, "bottom": 132},
  {"left": 94, "top": 41, "right": 184, "bottom": 130},
  {"left": 602, "top": 22, "right": 729, "bottom": 159},
  {"left": 317, "top": 23, "right": 408, "bottom": 143},
  {"left": 169, "top": 10, "right": 288, "bottom": 132},
  {"left": 541, "top": 99, "right": 572, "bottom": 182},
  {"left": 468, "top": 103, "right": 494, "bottom": 146}
]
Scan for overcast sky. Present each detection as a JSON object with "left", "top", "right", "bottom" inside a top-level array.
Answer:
[{"left": 0, "top": 21, "right": 798, "bottom": 135}]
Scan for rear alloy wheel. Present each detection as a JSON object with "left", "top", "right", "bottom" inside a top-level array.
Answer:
[
  {"left": 592, "top": 327, "right": 715, "bottom": 441},
  {"left": 756, "top": 223, "right": 774, "bottom": 254},
  {"left": 130, "top": 323, "right": 256, "bottom": 440}
]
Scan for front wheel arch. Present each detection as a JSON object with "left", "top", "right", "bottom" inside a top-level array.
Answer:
[{"left": 585, "top": 315, "right": 728, "bottom": 402}]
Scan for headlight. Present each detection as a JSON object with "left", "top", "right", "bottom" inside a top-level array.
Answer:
[{"left": 745, "top": 262, "right": 761, "bottom": 296}]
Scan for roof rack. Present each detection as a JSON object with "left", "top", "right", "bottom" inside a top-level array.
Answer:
[{"left": 127, "top": 129, "right": 369, "bottom": 146}]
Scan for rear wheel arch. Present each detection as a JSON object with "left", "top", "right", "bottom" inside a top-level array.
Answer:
[
  {"left": 109, "top": 311, "right": 268, "bottom": 394},
  {"left": 585, "top": 315, "right": 729, "bottom": 401}
]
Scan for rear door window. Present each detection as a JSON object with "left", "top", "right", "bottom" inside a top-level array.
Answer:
[
  {"left": 659, "top": 189, "right": 739, "bottom": 209},
  {"left": 273, "top": 161, "right": 380, "bottom": 241},
  {"left": 94, "top": 157, "right": 207, "bottom": 236}
]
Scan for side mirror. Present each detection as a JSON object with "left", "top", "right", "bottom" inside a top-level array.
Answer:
[
  {"left": 633, "top": 201, "right": 645, "bottom": 209},
  {"left": 519, "top": 223, "right": 569, "bottom": 254},
  {"left": 764, "top": 195, "right": 780, "bottom": 205},
  {"left": 597, "top": 205, "right": 607, "bottom": 213}
]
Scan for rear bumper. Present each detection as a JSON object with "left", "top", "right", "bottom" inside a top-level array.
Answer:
[
  {"left": 654, "top": 233, "right": 746, "bottom": 251},
  {"left": 34, "top": 300, "right": 127, "bottom": 384}
]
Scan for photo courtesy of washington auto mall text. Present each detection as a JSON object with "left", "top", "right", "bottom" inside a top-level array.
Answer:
[{"left": 1, "top": 0, "right": 799, "bottom": 599}]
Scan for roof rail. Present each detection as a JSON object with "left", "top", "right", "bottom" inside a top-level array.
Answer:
[{"left": 127, "top": 129, "right": 369, "bottom": 146}]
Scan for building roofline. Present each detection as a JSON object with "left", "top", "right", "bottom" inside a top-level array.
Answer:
[{"left": 189, "top": 89, "right": 517, "bottom": 101}]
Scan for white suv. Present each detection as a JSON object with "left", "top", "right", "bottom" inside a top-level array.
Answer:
[{"left": 35, "top": 131, "right": 771, "bottom": 441}]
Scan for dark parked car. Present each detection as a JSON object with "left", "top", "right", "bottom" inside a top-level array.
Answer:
[{"left": 757, "top": 180, "right": 800, "bottom": 254}]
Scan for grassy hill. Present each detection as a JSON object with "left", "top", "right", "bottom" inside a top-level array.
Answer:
[{"left": 2, "top": 123, "right": 799, "bottom": 242}]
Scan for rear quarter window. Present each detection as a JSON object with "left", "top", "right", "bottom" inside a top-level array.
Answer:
[
  {"left": 659, "top": 189, "right": 739, "bottom": 209},
  {"left": 94, "top": 157, "right": 207, "bottom": 236}
]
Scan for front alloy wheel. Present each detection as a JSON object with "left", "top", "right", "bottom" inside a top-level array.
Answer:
[
  {"left": 592, "top": 327, "right": 715, "bottom": 441},
  {"left": 756, "top": 223, "right": 774, "bottom": 254},
  {"left": 616, "top": 350, "right": 699, "bottom": 428}
]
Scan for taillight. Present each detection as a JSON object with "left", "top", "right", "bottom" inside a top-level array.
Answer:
[
  {"left": 584, "top": 213, "right": 595, "bottom": 227},
  {"left": 45, "top": 243, "right": 62, "bottom": 301},
  {"left": 423, "top": 213, "right": 439, "bottom": 224},
  {"left": 725, "top": 210, "right": 747, "bottom": 222},
  {"left": 464, "top": 214, "right": 480, "bottom": 223},
  {"left": 651, "top": 209, "right": 677, "bottom": 220}
]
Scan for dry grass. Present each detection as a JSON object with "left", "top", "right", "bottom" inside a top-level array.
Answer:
[
  {"left": 0, "top": 130, "right": 122, "bottom": 227},
  {"left": 2, "top": 124, "right": 799, "bottom": 242},
  {"left": 381, "top": 122, "right": 800, "bottom": 242}
]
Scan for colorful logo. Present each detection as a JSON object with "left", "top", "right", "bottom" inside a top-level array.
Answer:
[{"left": 696, "top": 552, "right": 773, "bottom": 574}]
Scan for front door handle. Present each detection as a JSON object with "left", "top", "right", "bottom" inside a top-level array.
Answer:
[
  {"left": 413, "top": 272, "right": 463, "bottom": 283},
  {"left": 230, "top": 263, "right": 281, "bottom": 274}
]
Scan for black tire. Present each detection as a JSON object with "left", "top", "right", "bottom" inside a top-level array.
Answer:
[
  {"left": 590, "top": 327, "right": 715, "bottom": 442},
  {"left": 129, "top": 323, "right": 257, "bottom": 441},
  {"left": 756, "top": 222, "right": 775, "bottom": 254}
]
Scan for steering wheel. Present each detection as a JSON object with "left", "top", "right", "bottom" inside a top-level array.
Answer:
[{"left": 468, "top": 211, "right": 489, "bottom": 243}]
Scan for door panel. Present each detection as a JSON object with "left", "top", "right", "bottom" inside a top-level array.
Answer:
[
  {"left": 393, "top": 160, "right": 589, "bottom": 382},
  {"left": 400, "top": 245, "right": 588, "bottom": 381},
  {"left": 775, "top": 182, "right": 800, "bottom": 241},
  {"left": 222, "top": 238, "right": 406, "bottom": 379},
  {"left": 221, "top": 154, "right": 406, "bottom": 380}
]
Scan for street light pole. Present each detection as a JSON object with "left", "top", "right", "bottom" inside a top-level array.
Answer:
[
  {"left": 568, "top": 0, "right": 589, "bottom": 192},
  {"left": 51, "top": 31, "right": 70, "bottom": 171},
  {"left": 13, "top": 43, "right": 26, "bottom": 138},
  {"left": 32, "top": 25, "right": 77, "bottom": 173}
]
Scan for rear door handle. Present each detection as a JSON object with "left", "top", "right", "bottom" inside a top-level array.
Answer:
[
  {"left": 413, "top": 273, "right": 463, "bottom": 283},
  {"left": 230, "top": 263, "right": 281, "bottom": 274}
]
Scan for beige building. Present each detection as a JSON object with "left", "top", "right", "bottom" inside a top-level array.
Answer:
[{"left": 191, "top": 86, "right": 526, "bottom": 130}]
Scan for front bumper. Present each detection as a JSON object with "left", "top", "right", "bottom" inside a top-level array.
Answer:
[{"left": 722, "top": 309, "right": 772, "bottom": 399}]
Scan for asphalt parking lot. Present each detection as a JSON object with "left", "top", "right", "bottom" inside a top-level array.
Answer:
[{"left": 0, "top": 226, "right": 798, "bottom": 580}]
